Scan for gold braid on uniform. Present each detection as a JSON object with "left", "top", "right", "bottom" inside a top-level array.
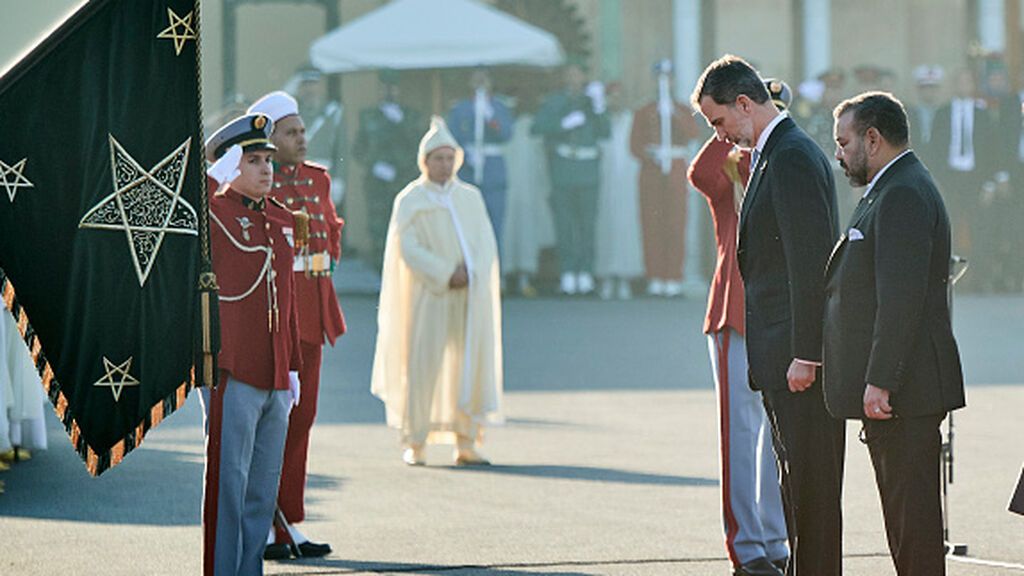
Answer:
[{"left": 291, "top": 210, "right": 310, "bottom": 250}]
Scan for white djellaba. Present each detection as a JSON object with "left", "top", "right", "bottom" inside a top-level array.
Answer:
[{"left": 370, "top": 116, "right": 503, "bottom": 466}]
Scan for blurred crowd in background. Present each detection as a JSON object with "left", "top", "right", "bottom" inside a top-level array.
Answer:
[{"left": 205, "top": 48, "right": 1024, "bottom": 298}]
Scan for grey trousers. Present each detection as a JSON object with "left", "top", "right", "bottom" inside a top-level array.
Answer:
[
  {"left": 201, "top": 377, "right": 290, "bottom": 576},
  {"left": 708, "top": 329, "right": 788, "bottom": 566}
]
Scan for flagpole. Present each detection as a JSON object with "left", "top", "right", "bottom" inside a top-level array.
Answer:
[{"left": 194, "top": 0, "right": 219, "bottom": 389}]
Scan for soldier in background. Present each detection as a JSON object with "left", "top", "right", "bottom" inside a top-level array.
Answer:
[
  {"left": 532, "top": 57, "right": 610, "bottom": 296},
  {"left": 289, "top": 67, "right": 347, "bottom": 208},
  {"left": 907, "top": 65, "right": 944, "bottom": 168},
  {"left": 354, "top": 70, "right": 424, "bottom": 271},
  {"left": 629, "top": 59, "right": 700, "bottom": 298},
  {"left": 447, "top": 68, "right": 515, "bottom": 255}
]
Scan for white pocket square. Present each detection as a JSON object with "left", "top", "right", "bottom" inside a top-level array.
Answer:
[{"left": 848, "top": 227, "right": 864, "bottom": 241}]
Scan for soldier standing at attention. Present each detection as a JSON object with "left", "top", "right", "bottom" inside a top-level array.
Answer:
[
  {"left": 532, "top": 57, "right": 610, "bottom": 296},
  {"left": 447, "top": 68, "right": 514, "bottom": 257},
  {"left": 202, "top": 113, "right": 304, "bottom": 576},
  {"left": 354, "top": 70, "right": 424, "bottom": 271},
  {"left": 247, "top": 91, "right": 346, "bottom": 561}
]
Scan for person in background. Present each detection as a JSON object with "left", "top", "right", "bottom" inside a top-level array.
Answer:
[
  {"left": 532, "top": 57, "right": 610, "bottom": 296},
  {"left": 289, "top": 67, "right": 347, "bottom": 208},
  {"left": 502, "top": 95, "right": 556, "bottom": 297},
  {"left": 371, "top": 117, "right": 503, "bottom": 467},
  {"left": 448, "top": 68, "right": 514, "bottom": 258},
  {"left": 353, "top": 70, "right": 424, "bottom": 271},
  {"left": 594, "top": 81, "right": 644, "bottom": 300},
  {"left": 630, "top": 59, "right": 700, "bottom": 297}
]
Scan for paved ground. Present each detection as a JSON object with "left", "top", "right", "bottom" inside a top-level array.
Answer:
[{"left": 1, "top": 291, "right": 1022, "bottom": 575}]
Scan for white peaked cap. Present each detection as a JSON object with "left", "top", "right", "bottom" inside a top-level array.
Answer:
[
  {"left": 247, "top": 91, "right": 299, "bottom": 123},
  {"left": 418, "top": 115, "right": 461, "bottom": 162}
]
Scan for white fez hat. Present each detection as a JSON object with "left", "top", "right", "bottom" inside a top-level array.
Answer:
[
  {"left": 417, "top": 115, "right": 463, "bottom": 174},
  {"left": 418, "top": 115, "right": 460, "bottom": 160},
  {"left": 247, "top": 91, "right": 299, "bottom": 123}
]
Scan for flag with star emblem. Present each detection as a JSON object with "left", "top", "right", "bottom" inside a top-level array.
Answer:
[{"left": 0, "top": 0, "right": 214, "bottom": 476}]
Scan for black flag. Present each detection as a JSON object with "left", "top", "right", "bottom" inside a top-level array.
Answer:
[{"left": 0, "top": 0, "right": 213, "bottom": 476}]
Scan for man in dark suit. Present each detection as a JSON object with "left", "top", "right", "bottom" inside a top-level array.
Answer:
[
  {"left": 826, "top": 92, "right": 966, "bottom": 575},
  {"left": 692, "top": 55, "right": 843, "bottom": 576}
]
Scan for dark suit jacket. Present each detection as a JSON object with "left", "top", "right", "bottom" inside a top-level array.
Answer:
[
  {"left": 822, "top": 152, "right": 966, "bottom": 419},
  {"left": 738, "top": 117, "right": 839, "bottom": 391}
]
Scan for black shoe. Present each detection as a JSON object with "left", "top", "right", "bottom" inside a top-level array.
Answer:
[
  {"left": 295, "top": 540, "right": 332, "bottom": 558},
  {"left": 771, "top": 557, "right": 788, "bottom": 573},
  {"left": 263, "top": 542, "right": 294, "bottom": 561},
  {"left": 734, "top": 556, "right": 785, "bottom": 576}
]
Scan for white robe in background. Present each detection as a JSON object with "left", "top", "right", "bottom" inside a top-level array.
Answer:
[
  {"left": 371, "top": 176, "right": 503, "bottom": 445},
  {"left": 502, "top": 115, "right": 555, "bottom": 275},
  {"left": 595, "top": 109, "right": 644, "bottom": 279}
]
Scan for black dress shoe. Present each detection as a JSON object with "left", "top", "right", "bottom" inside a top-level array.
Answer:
[
  {"left": 295, "top": 540, "right": 331, "bottom": 558},
  {"left": 734, "top": 556, "right": 785, "bottom": 576},
  {"left": 263, "top": 542, "right": 293, "bottom": 561}
]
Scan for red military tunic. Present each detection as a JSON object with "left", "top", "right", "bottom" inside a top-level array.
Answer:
[
  {"left": 687, "top": 138, "right": 750, "bottom": 336},
  {"left": 210, "top": 186, "right": 302, "bottom": 388},
  {"left": 270, "top": 161, "right": 345, "bottom": 537},
  {"left": 629, "top": 100, "right": 701, "bottom": 280},
  {"left": 204, "top": 184, "right": 303, "bottom": 574},
  {"left": 272, "top": 161, "right": 346, "bottom": 345}
]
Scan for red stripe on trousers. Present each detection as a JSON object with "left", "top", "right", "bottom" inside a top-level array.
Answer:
[
  {"left": 275, "top": 341, "right": 322, "bottom": 542},
  {"left": 716, "top": 331, "right": 741, "bottom": 566},
  {"left": 202, "top": 379, "right": 227, "bottom": 576}
]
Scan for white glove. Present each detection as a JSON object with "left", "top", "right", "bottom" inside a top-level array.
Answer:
[
  {"left": 380, "top": 102, "right": 404, "bottom": 123},
  {"left": 372, "top": 161, "right": 397, "bottom": 182},
  {"left": 208, "top": 144, "right": 242, "bottom": 186},
  {"left": 586, "top": 81, "right": 606, "bottom": 114},
  {"left": 560, "top": 110, "right": 586, "bottom": 131},
  {"left": 288, "top": 371, "right": 301, "bottom": 407}
]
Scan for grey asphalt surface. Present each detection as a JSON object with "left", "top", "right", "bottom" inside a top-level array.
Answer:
[{"left": 1, "top": 290, "right": 1022, "bottom": 575}]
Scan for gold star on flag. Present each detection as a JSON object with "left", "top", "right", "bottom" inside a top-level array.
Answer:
[
  {"left": 0, "top": 158, "right": 34, "bottom": 202},
  {"left": 93, "top": 356, "right": 141, "bottom": 402},
  {"left": 79, "top": 135, "right": 198, "bottom": 287},
  {"left": 156, "top": 7, "right": 196, "bottom": 56}
]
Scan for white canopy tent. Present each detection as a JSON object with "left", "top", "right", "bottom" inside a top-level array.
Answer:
[{"left": 309, "top": 0, "right": 565, "bottom": 73}]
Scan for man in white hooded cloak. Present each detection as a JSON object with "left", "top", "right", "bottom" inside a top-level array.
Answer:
[{"left": 371, "top": 116, "right": 503, "bottom": 466}]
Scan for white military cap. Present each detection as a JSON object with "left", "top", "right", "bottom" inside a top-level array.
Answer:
[{"left": 247, "top": 91, "right": 299, "bottom": 123}]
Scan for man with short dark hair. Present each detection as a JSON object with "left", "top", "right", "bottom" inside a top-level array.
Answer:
[
  {"left": 692, "top": 55, "right": 844, "bottom": 576},
  {"left": 827, "top": 91, "right": 966, "bottom": 576}
]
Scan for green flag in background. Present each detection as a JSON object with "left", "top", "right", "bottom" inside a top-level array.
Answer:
[{"left": 0, "top": 0, "right": 214, "bottom": 476}]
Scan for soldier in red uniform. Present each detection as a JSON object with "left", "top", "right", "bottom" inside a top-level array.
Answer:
[
  {"left": 202, "top": 113, "right": 304, "bottom": 576},
  {"left": 248, "top": 91, "right": 346, "bottom": 559},
  {"left": 630, "top": 59, "right": 701, "bottom": 297}
]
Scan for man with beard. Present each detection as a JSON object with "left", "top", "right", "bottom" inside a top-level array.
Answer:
[
  {"left": 692, "top": 55, "right": 843, "bottom": 576},
  {"left": 826, "top": 91, "right": 965, "bottom": 575}
]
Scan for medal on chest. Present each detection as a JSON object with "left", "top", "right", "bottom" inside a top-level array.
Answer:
[{"left": 236, "top": 216, "right": 254, "bottom": 241}]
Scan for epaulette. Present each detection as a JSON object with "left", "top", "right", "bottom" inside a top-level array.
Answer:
[{"left": 302, "top": 160, "right": 329, "bottom": 173}]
